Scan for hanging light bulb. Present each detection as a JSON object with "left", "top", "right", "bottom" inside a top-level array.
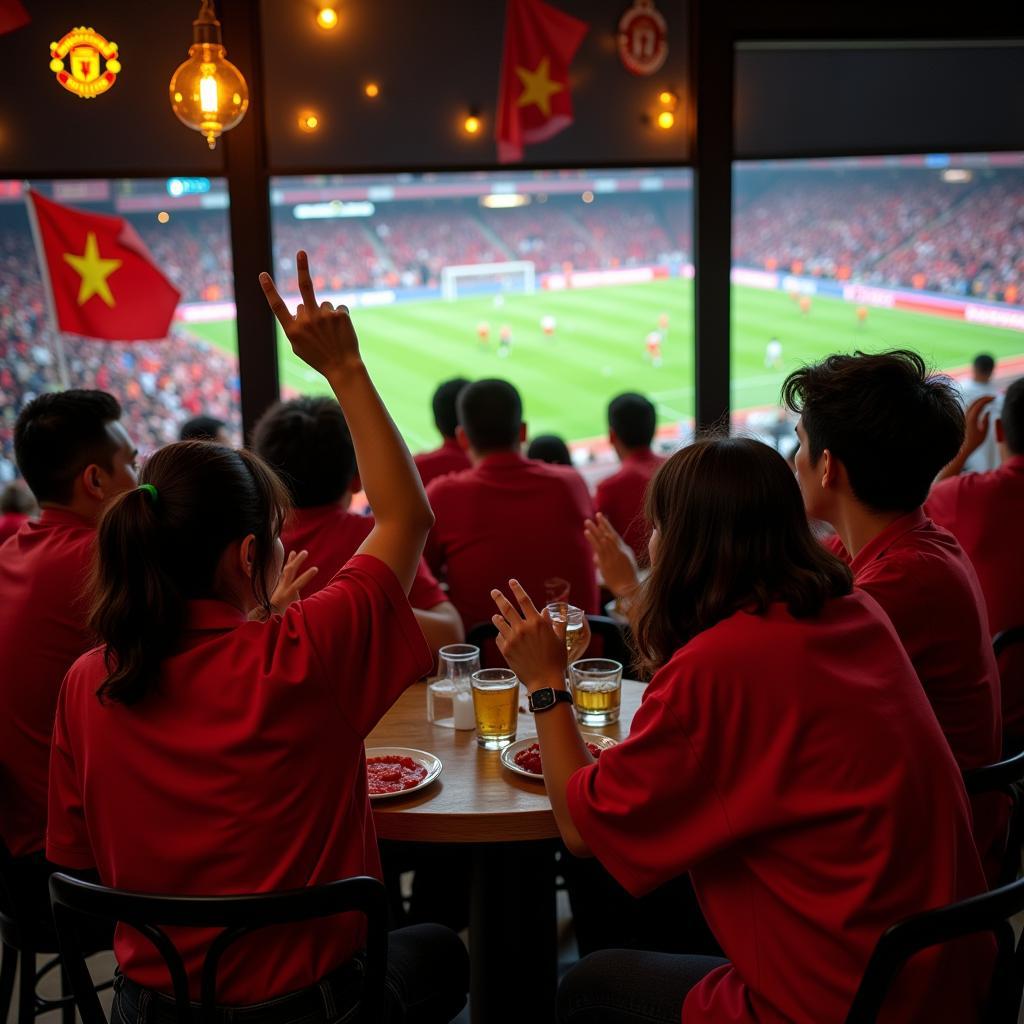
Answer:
[{"left": 169, "top": 0, "right": 249, "bottom": 150}]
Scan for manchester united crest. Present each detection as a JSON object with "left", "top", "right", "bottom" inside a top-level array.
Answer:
[
  {"left": 50, "top": 27, "right": 121, "bottom": 99},
  {"left": 618, "top": 0, "right": 668, "bottom": 77}
]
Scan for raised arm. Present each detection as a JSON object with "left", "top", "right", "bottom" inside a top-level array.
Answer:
[
  {"left": 260, "top": 252, "right": 434, "bottom": 592},
  {"left": 935, "top": 394, "right": 995, "bottom": 483}
]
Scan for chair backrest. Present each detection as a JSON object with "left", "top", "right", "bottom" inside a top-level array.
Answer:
[
  {"left": 964, "top": 751, "right": 1024, "bottom": 888},
  {"left": 49, "top": 873, "right": 388, "bottom": 1024},
  {"left": 585, "top": 615, "right": 636, "bottom": 675},
  {"left": 993, "top": 626, "right": 1024, "bottom": 659},
  {"left": 844, "top": 876, "right": 1024, "bottom": 1024}
]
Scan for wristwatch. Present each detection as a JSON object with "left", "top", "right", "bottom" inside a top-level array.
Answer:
[{"left": 528, "top": 687, "right": 574, "bottom": 714}]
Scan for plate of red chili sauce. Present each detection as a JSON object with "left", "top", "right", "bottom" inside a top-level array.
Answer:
[
  {"left": 501, "top": 734, "right": 617, "bottom": 781},
  {"left": 365, "top": 747, "right": 443, "bottom": 800}
]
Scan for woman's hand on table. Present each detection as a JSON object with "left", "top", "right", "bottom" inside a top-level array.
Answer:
[{"left": 491, "top": 580, "right": 567, "bottom": 693}]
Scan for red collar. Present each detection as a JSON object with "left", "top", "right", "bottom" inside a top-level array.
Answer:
[
  {"left": 441, "top": 437, "right": 463, "bottom": 453},
  {"left": 623, "top": 448, "right": 661, "bottom": 466},
  {"left": 850, "top": 507, "right": 929, "bottom": 574},
  {"left": 1002, "top": 455, "right": 1024, "bottom": 474},
  {"left": 475, "top": 451, "right": 529, "bottom": 471},
  {"left": 184, "top": 599, "right": 249, "bottom": 633},
  {"left": 39, "top": 507, "right": 93, "bottom": 529}
]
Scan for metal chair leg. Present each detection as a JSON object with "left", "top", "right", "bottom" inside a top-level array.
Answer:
[
  {"left": 0, "top": 942, "right": 18, "bottom": 1024},
  {"left": 60, "top": 963, "right": 75, "bottom": 1024},
  {"left": 17, "top": 945, "right": 34, "bottom": 1024}
]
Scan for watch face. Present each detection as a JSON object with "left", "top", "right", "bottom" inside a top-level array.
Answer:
[{"left": 532, "top": 688, "right": 555, "bottom": 711}]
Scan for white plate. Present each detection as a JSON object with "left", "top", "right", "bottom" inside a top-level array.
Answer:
[
  {"left": 366, "top": 747, "right": 443, "bottom": 801},
  {"left": 500, "top": 733, "right": 618, "bottom": 782}
]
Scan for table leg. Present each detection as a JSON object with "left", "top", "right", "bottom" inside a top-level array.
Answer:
[{"left": 470, "top": 841, "right": 558, "bottom": 1023}]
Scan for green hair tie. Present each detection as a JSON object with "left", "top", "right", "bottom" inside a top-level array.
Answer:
[{"left": 137, "top": 484, "right": 158, "bottom": 505}]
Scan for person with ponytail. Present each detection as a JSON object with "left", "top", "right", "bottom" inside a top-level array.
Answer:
[
  {"left": 45, "top": 253, "right": 469, "bottom": 1023},
  {"left": 492, "top": 438, "right": 992, "bottom": 1024}
]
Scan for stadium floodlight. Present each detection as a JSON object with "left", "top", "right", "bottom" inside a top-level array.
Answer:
[{"left": 441, "top": 261, "right": 536, "bottom": 302}]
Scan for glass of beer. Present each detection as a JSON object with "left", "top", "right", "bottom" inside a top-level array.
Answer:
[
  {"left": 545, "top": 602, "right": 585, "bottom": 654},
  {"left": 568, "top": 658, "right": 623, "bottom": 726},
  {"left": 471, "top": 668, "right": 520, "bottom": 749}
]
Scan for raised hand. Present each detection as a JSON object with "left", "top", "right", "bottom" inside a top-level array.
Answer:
[
  {"left": 584, "top": 513, "right": 640, "bottom": 598},
  {"left": 962, "top": 395, "right": 996, "bottom": 456},
  {"left": 491, "top": 579, "right": 567, "bottom": 692},
  {"left": 270, "top": 550, "right": 318, "bottom": 613},
  {"left": 259, "top": 251, "right": 361, "bottom": 381}
]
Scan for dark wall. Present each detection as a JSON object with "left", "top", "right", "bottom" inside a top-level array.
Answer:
[
  {"left": 0, "top": 0, "right": 223, "bottom": 176},
  {"left": 259, "top": 0, "right": 689, "bottom": 172}
]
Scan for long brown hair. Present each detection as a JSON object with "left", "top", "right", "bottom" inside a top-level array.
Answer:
[
  {"left": 89, "top": 441, "right": 290, "bottom": 706},
  {"left": 631, "top": 437, "right": 852, "bottom": 677}
]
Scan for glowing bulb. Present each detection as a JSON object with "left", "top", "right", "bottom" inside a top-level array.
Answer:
[
  {"left": 464, "top": 114, "right": 481, "bottom": 135},
  {"left": 316, "top": 7, "right": 338, "bottom": 29},
  {"left": 157, "top": 211, "right": 170, "bottom": 224},
  {"left": 299, "top": 112, "right": 320, "bottom": 132},
  {"left": 657, "top": 110, "right": 675, "bottom": 130},
  {"left": 658, "top": 90, "right": 675, "bottom": 106},
  {"left": 364, "top": 82, "right": 379, "bottom": 98},
  {"left": 581, "top": 191, "right": 594, "bottom": 203},
  {"left": 169, "top": 1, "right": 249, "bottom": 150}
]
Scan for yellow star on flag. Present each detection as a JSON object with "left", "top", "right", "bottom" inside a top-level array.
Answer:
[
  {"left": 516, "top": 56, "right": 563, "bottom": 119},
  {"left": 62, "top": 231, "right": 122, "bottom": 308}
]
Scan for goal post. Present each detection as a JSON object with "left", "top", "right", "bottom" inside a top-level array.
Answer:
[{"left": 440, "top": 260, "right": 536, "bottom": 301}]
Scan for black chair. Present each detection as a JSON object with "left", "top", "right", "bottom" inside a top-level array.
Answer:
[
  {"left": 963, "top": 751, "right": 1024, "bottom": 887},
  {"left": 993, "top": 626, "right": 1024, "bottom": 661},
  {"left": 466, "top": 621, "right": 498, "bottom": 653},
  {"left": 0, "top": 839, "right": 105, "bottom": 1024},
  {"left": 994, "top": 627, "right": 1024, "bottom": 756},
  {"left": 49, "top": 873, "right": 389, "bottom": 1024},
  {"left": 845, "top": 875, "right": 1024, "bottom": 1024}
]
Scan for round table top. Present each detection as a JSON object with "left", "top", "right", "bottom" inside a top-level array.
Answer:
[{"left": 367, "top": 679, "right": 644, "bottom": 843}]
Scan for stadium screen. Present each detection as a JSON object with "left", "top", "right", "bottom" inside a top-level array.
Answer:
[
  {"left": 268, "top": 169, "right": 694, "bottom": 458},
  {"left": 0, "top": 177, "right": 239, "bottom": 483},
  {"left": 731, "top": 153, "right": 1024, "bottom": 451}
]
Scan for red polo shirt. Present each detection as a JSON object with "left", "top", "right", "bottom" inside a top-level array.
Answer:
[
  {"left": 424, "top": 451, "right": 598, "bottom": 630},
  {"left": 414, "top": 438, "right": 470, "bottom": 488},
  {"left": 0, "top": 508, "right": 94, "bottom": 857},
  {"left": 47, "top": 555, "right": 432, "bottom": 1005},
  {"left": 0, "top": 512, "right": 29, "bottom": 544},
  {"left": 594, "top": 449, "right": 665, "bottom": 560},
  {"left": 926, "top": 457, "right": 1024, "bottom": 734},
  {"left": 568, "top": 593, "right": 992, "bottom": 1024},
  {"left": 832, "top": 510, "right": 1005, "bottom": 880},
  {"left": 282, "top": 503, "right": 446, "bottom": 609}
]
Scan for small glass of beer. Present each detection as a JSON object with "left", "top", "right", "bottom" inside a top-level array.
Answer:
[
  {"left": 568, "top": 658, "right": 623, "bottom": 726},
  {"left": 545, "top": 602, "right": 585, "bottom": 654},
  {"left": 471, "top": 669, "right": 520, "bottom": 749}
]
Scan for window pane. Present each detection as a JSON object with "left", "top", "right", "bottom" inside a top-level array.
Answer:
[
  {"left": 270, "top": 168, "right": 693, "bottom": 471},
  {"left": 0, "top": 178, "right": 238, "bottom": 482}
]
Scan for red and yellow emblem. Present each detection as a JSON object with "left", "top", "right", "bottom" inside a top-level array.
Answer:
[{"left": 50, "top": 27, "right": 121, "bottom": 99}]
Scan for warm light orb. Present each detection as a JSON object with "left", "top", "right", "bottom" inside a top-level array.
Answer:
[
  {"left": 316, "top": 7, "right": 338, "bottom": 30},
  {"left": 157, "top": 211, "right": 171, "bottom": 224},
  {"left": 169, "top": 1, "right": 249, "bottom": 150},
  {"left": 658, "top": 90, "right": 675, "bottom": 106},
  {"left": 464, "top": 114, "right": 481, "bottom": 135},
  {"left": 657, "top": 110, "right": 675, "bottom": 130},
  {"left": 364, "top": 82, "right": 380, "bottom": 98},
  {"left": 581, "top": 191, "right": 595, "bottom": 204},
  {"left": 298, "top": 112, "right": 320, "bottom": 132}
]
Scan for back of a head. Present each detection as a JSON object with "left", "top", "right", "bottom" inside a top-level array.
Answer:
[
  {"left": 527, "top": 434, "right": 573, "bottom": 467},
  {"left": 973, "top": 353, "right": 996, "bottom": 381},
  {"left": 608, "top": 392, "right": 657, "bottom": 450},
  {"left": 1002, "top": 378, "right": 1024, "bottom": 455},
  {"left": 14, "top": 389, "right": 122, "bottom": 506},
  {"left": 633, "top": 437, "right": 852, "bottom": 675},
  {"left": 432, "top": 378, "right": 470, "bottom": 439},
  {"left": 457, "top": 379, "right": 522, "bottom": 453},
  {"left": 1, "top": 480, "right": 36, "bottom": 516},
  {"left": 252, "top": 397, "right": 356, "bottom": 508},
  {"left": 179, "top": 415, "right": 228, "bottom": 442},
  {"left": 91, "top": 441, "right": 290, "bottom": 706},
  {"left": 782, "top": 350, "right": 964, "bottom": 513}
]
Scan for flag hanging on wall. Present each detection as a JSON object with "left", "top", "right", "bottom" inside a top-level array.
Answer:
[
  {"left": 26, "top": 189, "right": 181, "bottom": 341},
  {"left": 496, "top": 0, "right": 588, "bottom": 164}
]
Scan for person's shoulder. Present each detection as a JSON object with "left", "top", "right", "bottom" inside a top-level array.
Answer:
[
  {"left": 63, "top": 646, "right": 108, "bottom": 696},
  {"left": 426, "top": 464, "right": 477, "bottom": 499}
]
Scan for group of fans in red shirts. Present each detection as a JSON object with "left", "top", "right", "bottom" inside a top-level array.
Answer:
[{"left": 1, "top": 249, "right": 1024, "bottom": 1024}]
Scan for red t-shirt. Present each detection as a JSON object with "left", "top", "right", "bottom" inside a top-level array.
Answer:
[
  {"left": 0, "top": 512, "right": 29, "bottom": 544},
  {"left": 567, "top": 593, "right": 992, "bottom": 1024},
  {"left": 0, "top": 508, "right": 95, "bottom": 857},
  {"left": 414, "top": 438, "right": 470, "bottom": 489},
  {"left": 282, "top": 503, "right": 447, "bottom": 609},
  {"left": 47, "top": 555, "right": 432, "bottom": 1005},
  {"left": 594, "top": 449, "right": 665, "bottom": 560},
  {"left": 926, "top": 457, "right": 1024, "bottom": 734},
  {"left": 424, "top": 452, "right": 598, "bottom": 630},
  {"left": 830, "top": 510, "right": 1005, "bottom": 880}
]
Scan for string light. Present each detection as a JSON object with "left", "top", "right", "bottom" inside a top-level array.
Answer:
[
  {"left": 657, "top": 110, "right": 675, "bottom": 130},
  {"left": 658, "top": 90, "right": 675, "bottom": 106},
  {"left": 157, "top": 211, "right": 170, "bottom": 224},
  {"left": 316, "top": 7, "right": 338, "bottom": 30},
  {"left": 298, "top": 111, "right": 320, "bottom": 132},
  {"left": 364, "top": 82, "right": 379, "bottom": 98},
  {"left": 464, "top": 114, "right": 481, "bottom": 135}
]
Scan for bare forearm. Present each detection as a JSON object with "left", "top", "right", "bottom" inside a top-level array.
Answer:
[
  {"left": 414, "top": 601, "right": 465, "bottom": 652},
  {"left": 935, "top": 449, "right": 969, "bottom": 483}
]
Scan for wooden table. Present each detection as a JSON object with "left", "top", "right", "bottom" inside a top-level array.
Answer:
[{"left": 368, "top": 680, "right": 645, "bottom": 1023}]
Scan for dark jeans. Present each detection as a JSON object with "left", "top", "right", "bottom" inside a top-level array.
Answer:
[
  {"left": 112, "top": 924, "right": 468, "bottom": 1024},
  {"left": 557, "top": 950, "right": 729, "bottom": 1023}
]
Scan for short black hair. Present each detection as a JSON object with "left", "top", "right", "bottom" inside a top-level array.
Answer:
[
  {"left": 782, "top": 350, "right": 964, "bottom": 513},
  {"left": 180, "top": 415, "right": 227, "bottom": 442},
  {"left": 432, "top": 378, "right": 470, "bottom": 439},
  {"left": 251, "top": 397, "right": 356, "bottom": 508},
  {"left": 14, "top": 390, "right": 122, "bottom": 505},
  {"left": 608, "top": 393, "right": 657, "bottom": 449},
  {"left": 1003, "top": 378, "right": 1024, "bottom": 455},
  {"left": 527, "top": 434, "right": 573, "bottom": 466},
  {"left": 974, "top": 353, "right": 996, "bottom": 377},
  {"left": 457, "top": 379, "right": 522, "bottom": 453}
]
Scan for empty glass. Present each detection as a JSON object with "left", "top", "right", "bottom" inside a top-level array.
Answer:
[{"left": 427, "top": 644, "right": 480, "bottom": 730}]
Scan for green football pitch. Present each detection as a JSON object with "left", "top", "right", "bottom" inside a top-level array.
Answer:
[{"left": 188, "top": 279, "right": 1024, "bottom": 450}]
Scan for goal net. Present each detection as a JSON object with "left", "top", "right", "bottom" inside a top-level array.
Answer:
[{"left": 440, "top": 260, "right": 536, "bottom": 302}]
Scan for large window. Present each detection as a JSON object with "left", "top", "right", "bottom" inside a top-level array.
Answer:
[
  {"left": 730, "top": 153, "right": 1024, "bottom": 447},
  {"left": 269, "top": 169, "right": 693, "bottom": 459},
  {"left": 0, "top": 178, "right": 238, "bottom": 482}
]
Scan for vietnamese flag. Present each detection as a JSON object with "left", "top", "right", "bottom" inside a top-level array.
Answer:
[
  {"left": 27, "top": 190, "right": 180, "bottom": 341},
  {"left": 496, "top": 0, "right": 588, "bottom": 164}
]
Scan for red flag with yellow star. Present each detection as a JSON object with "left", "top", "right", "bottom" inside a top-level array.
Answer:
[
  {"left": 26, "top": 189, "right": 180, "bottom": 341},
  {"left": 496, "top": 0, "right": 588, "bottom": 163}
]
